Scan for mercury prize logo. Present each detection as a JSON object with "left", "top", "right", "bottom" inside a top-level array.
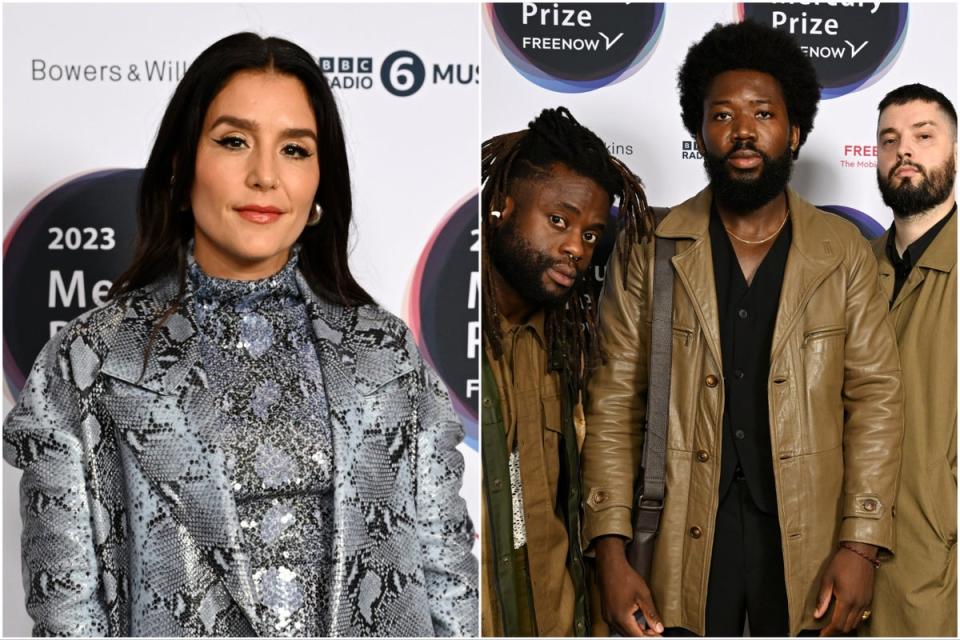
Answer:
[
  {"left": 485, "top": 2, "right": 665, "bottom": 93},
  {"left": 407, "top": 193, "right": 479, "bottom": 450},
  {"left": 741, "top": 3, "right": 909, "bottom": 98},
  {"left": 4, "top": 170, "right": 140, "bottom": 398}
]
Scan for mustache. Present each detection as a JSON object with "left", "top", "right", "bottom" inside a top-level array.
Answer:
[
  {"left": 725, "top": 141, "right": 767, "bottom": 159},
  {"left": 889, "top": 159, "right": 926, "bottom": 180}
]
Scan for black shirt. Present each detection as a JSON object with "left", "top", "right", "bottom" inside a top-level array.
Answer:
[
  {"left": 885, "top": 204, "right": 956, "bottom": 304},
  {"left": 709, "top": 205, "right": 792, "bottom": 515}
]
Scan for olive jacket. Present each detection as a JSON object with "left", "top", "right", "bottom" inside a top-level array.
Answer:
[
  {"left": 581, "top": 187, "right": 904, "bottom": 636},
  {"left": 863, "top": 212, "right": 956, "bottom": 637}
]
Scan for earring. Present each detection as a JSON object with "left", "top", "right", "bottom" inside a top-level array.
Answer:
[
  {"left": 490, "top": 210, "right": 502, "bottom": 220},
  {"left": 307, "top": 203, "right": 323, "bottom": 226}
]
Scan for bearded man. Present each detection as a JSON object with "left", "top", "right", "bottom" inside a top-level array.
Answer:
[
  {"left": 863, "top": 83, "right": 957, "bottom": 638},
  {"left": 480, "top": 107, "right": 652, "bottom": 636},
  {"left": 581, "top": 21, "right": 904, "bottom": 637}
]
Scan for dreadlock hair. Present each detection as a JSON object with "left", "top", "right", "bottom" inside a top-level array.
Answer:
[
  {"left": 678, "top": 20, "right": 821, "bottom": 159},
  {"left": 481, "top": 107, "right": 653, "bottom": 397}
]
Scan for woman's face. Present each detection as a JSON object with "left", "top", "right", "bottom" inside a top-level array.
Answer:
[{"left": 190, "top": 70, "right": 320, "bottom": 279}]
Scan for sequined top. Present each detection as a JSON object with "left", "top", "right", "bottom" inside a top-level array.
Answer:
[{"left": 188, "top": 249, "right": 333, "bottom": 637}]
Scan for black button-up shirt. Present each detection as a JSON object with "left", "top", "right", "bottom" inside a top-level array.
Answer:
[
  {"left": 709, "top": 205, "right": 792, "bottom": 515},
  {"left": 885, "top": 204, "right": 956, "bottom": 304}
]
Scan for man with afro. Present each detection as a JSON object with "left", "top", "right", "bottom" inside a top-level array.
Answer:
[{"left": 580, "top": 20, "right": 903, "bottom": 637}]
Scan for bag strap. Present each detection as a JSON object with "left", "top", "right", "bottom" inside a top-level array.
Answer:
[{"left": 640, "top": 207, "right": 675, "bottom": 508}]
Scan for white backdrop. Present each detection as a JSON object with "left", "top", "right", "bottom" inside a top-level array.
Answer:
[
  {"left": 482, "top": 2, "right": 957, "bottom": 233},
  {"left": 2, "top": 4, "right": 479, "bottom": 635}
]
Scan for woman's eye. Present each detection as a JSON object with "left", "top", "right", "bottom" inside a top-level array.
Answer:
[
  {"left": 214, "top": 135, "right": 247, "bottom": 149},
  {"left": 549, "top": 214, "right": 567, "bottom": 229},
  {"left": 282, "top": 143, "right": 312, "bottom": 158},
  {"left": 713, "top": 112, "right": 732, "bottom": 121}
]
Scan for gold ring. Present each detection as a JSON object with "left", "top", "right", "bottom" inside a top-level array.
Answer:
[{"left": 861, "top": 610, "right": 872, "bottom": 622}]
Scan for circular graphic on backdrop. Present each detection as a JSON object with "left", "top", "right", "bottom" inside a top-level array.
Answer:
[
  {"left": 4, "top": 169, "right": 140, "bottom": 398},
  {"left": 740, "top": 3, "right": 909, "bottom": 99},
  {"left": 819, "top": 204, "right": 885, "bottom": 240},
  {"left": 407, "top": 192, "right": 479, "bottom": 450},
  {"left": 484, "top": 3, "right": 665, "bottom": 93}
]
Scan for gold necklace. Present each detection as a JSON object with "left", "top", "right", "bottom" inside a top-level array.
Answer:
[{"left": 724, "top": 207, "right": 790, "bottom": 245}]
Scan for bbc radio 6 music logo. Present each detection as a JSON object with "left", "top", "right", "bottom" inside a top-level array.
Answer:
[
  {"left": 741, "top": 3, "right": 909, "bottom": 98},
  {"left": 485, "top": 2, "right": 665, "bottom": 93},
  {"left": 319, "top": 50, "right": 477, "bottom": 97}
]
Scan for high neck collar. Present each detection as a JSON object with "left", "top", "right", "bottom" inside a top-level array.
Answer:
[{"left": 187, "top": 245, "right": 302, "bottom": 310}]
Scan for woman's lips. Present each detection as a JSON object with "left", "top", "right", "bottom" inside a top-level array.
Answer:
[{"left": 235, "top": 206, "right": 283, "bottom": 224}]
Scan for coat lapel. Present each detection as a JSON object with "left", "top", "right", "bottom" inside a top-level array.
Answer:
[
  {"left": 99, "top": 275, "right": 261, "bottom": 630},
  {"left": 875, "top": 231, "right": 896, "bottom": 306},
  {"left": 769, "top": 189, "right": 843, "bottom": 363},
  {"left": 298, "top": 275, "right": 365, "bottom": 635},
  {"left": 887, "top": 212, "right": 956, "bottom": 311},
  {"left": 657, "top": 187, "right": 723, "bottom": 369},
  {"left": 298, "top": 273, "right": 421, "bottom": 635}
]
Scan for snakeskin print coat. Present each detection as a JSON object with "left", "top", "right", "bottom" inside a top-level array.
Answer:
[{"left": 4, "top": 271, "right": 478, "bottom": 637}]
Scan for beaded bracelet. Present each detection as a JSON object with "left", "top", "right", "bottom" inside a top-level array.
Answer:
[{"left": 839, "top": 542, "right": 881, "bottom": 569}]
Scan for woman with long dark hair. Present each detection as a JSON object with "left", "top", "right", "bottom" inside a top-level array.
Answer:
[{"left": 4, "top": 32, "right": 477, "bottom": 637}]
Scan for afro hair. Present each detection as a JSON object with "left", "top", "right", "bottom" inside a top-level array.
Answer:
[{"left": 678, "top": 20, "right": 821, "bottom": 158}]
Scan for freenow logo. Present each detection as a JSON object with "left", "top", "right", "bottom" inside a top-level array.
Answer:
[
  {"left": 840, "top": 143, "right": 878, "bottom": 169},
  {"left": 407, "top": 193, "right": 479, "bottom": 450},
  {"left": 819, "top": 204, "right": 884, "bottom": 239},
  {"left": 741, "top": 3, "right": 909, "bottom": 98},
  {"left": 4, "top": 169, "right": 140, "bottom": 398},
  {"left": 485, "top": 2, "right": 665, "bottom": 93},
  {"left": 320, "top": 50, "right": 477, "bottom": 97}
]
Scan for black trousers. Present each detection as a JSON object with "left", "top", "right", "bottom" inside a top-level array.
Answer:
[{"left": 666, "top": 476, "right": 791, "bottom": 637}]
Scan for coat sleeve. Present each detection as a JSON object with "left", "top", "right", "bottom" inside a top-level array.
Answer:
[
  {"left": 414, "top": 355, "right": 479, "bottom": 636},
  {"left": 581, "top": 232, "right": 652, "bottom": 547},
  {"left": 838, "top": 235, "right": 904, "bottom": 555},
  {"left": 3, "top": 330, "right": 110, "bottom": 636}
]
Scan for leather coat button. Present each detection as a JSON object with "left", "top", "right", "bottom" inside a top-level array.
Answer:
[
  {"left": 863, "top": 499, "right": 878, "bottom": 512},
  {"left": 696, "top": 450, "right": 709, "bottom": 463},
  {"left": 689, "top": 526, "right": 702, "bottom": 539},
  {"left": 595, "top": 490, "right": 607, "bottom": 504},
  {"left": 705, "top": 374, "right": 719, "bottom": 387}
]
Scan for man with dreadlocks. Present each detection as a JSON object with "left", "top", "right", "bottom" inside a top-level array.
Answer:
[
  {"left": 480, "top": 107, "right": 653, "bottom": 637},
  {"left": 580, "top": 21, "right": 904, "bottom": 637}
]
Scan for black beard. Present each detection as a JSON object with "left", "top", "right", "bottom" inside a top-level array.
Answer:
[
  {"left": 877, "top": 154, "right": 956, "bottom": 218},
  {"left": 703, "top": 142, "right": 794, "bottom": 213},
  {"left": 489, "top": 214, "right": 579, "bottom": 307}
]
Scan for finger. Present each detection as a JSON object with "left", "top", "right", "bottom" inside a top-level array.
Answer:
[
  {"left": 814, "top": 578, "right": 834, "bottom": 619},
  {"left": 821, "top": 597, "right": 849, "bottom": 637},
  {"left": 637, "top": 586, "right": 665, "bottom": 635},
  {"left": 616, "top": 610, "right": 645, "bottom": 638},
  {"left": 842, "top": 606, "right": 864, "bottom": 634}
]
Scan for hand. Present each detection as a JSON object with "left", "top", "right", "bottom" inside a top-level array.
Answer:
[
  {"left": 595, "top": 536, "right": 665, "bottom": 637},
  {"left": 814, "top": 542, "right": 877, "bottom": 636}
]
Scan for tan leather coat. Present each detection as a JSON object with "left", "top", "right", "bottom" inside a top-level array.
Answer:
[
  {"left": 581, "top": 187, "right": 904, "bottom": 636},
  {"left": 864, "top": 213, "right": 956, "bottom": 637}
]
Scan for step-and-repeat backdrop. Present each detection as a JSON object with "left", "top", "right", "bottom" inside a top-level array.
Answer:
[
  {"left": 2, "top": 4, "right": 479, "bottom": 633},
  {"left": 483, "top": 2, "right": 957, "bottom": 285}
]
